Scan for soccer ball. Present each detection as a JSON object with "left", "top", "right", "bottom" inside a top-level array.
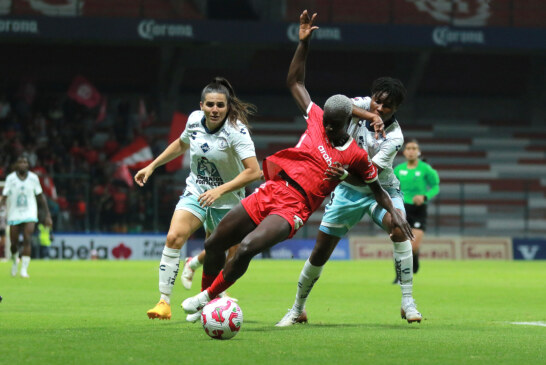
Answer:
[{"left": 201, "top": 297, "right": 243, "bottom": 340}]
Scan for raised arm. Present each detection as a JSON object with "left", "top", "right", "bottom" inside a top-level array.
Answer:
[
  {"left": 287, "top": 10, "right": 319, "bottom": 114},
  {"left": 134, "top": 139, "right": 188, "bottom": 187}
]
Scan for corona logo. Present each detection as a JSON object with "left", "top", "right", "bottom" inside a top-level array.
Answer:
[{"left": 407, "top": 0, "right": 491, "bottom": 26}]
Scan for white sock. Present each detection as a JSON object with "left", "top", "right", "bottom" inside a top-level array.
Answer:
[
  {"left": 158, "top": 247, "right": 181, "bottom": 304},
  {"left": 189, "top": 255, "right": 201, "bottom": 270},
  {"left": 21, "top": 256, "right": 30, "bottom": 272},
  {"left": 393, "top": 240, "right": 413, "bottom": 299},
  {"left": 292, "top": 259, "right": 323, "bottom": 314}
]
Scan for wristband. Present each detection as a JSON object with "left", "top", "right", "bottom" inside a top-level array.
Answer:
[{"left": 340, "top": 169, "right": 349, "bottom": 181}]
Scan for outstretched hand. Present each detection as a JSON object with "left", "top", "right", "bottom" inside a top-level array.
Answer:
[{"left": 299, "top": 10, "right": 319, "bottom": 42}]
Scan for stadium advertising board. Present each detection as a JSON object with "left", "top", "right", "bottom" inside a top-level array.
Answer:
[
  {"left": 350, "top": 236, "right": 513, "bottom": 260},
  {"left": 50, "top": 234, "right": 187, "bottom": 260},
  {"left": 49, "top": 235, "right": 349, "bottom": 260},
  {"left": 512, "top": 238, "right": 546, "bottom": 260},
  {"left": 1, "top": 16, "right": 546, "bottom": 50}
]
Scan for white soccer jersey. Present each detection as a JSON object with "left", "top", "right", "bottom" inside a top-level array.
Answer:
[
  {"left": 180, "top": 110, "right": 256, "bottom": 209},
  {"left": 2, "top": 171, "right": 42, "bottom": 224},
  {"left": 343, "top": 96, "right": 404, "bottom": 194}
]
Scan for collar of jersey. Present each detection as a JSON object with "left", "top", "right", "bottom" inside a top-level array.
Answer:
[
  {"left": 365, "top": 116, "right": 396, "bottom": 132},
  {"left": 201, "top": 115, "right": 226, "bottom": 134}
]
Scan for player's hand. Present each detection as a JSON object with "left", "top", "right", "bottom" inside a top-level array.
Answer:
[
  {"left": 389, "top": 210, "right": 415, "bottom": 241},
  {"left": 369, "top": 114, "right": 386, "bottom": 139},
  {"left": 323, "top": 162, "right": 346, "bottom": 181},
  {"left": 413, "top": 195, "right": 426, "bottom": 206},
  {"left": 299, "top": 10, "right": 319, "bottom": 42},
  {"left": 198, "top": 188, "right": 222, "bottom": 207},
  {"left": 134, "top": 165, "right": 154, "bottom": 187}
]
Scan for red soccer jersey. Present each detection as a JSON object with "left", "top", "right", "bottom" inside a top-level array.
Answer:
[{"left": 263, "top": 102, "right": 377, "bottom": 211}]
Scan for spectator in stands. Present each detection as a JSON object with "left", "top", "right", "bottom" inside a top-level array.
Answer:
[
  {"left": 394, "top": 139, "right": 440, "bottom": 280},
  {"left": 181, "top": 10, "right": 413, "bottom": 323},
  {"left": 135, "top": 77, "right": 261, "bottom": 321},
  {"left": 0, "top": 154, "right": 52, "bottom": 278}
]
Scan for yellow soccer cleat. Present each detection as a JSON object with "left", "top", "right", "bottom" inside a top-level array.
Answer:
[{"left": 147, "top": 299, "right": 171, "bottom": 320}]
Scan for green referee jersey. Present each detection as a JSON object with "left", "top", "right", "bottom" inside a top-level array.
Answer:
[{"left": 394, "top": 160, "right": 440, "bottom": 205}]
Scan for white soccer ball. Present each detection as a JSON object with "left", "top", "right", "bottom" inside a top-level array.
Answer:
[{"left": 201, "top": 297, "right": 243, "bottom": 340}]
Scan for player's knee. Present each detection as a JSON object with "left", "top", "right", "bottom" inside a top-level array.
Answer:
[
  {"left": 165, "top": 231, "right": 188, "bottom": 249},
  {"left": 234, "top": 238, "right": 259, "bottom": 263}
]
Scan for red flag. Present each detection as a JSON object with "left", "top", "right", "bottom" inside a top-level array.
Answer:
[
  {"left": 113, "top": 163, "right": 134, "bottom": 187},
  {"left": 96, "top": 96, "right": 107, "bottom": 123},
  {"left": 67, "top": 75, "right": 101, "bottom": 108},
  {"left": 165, "top": 112, "right": 188, "bottom": 173},
  {"left": 111, "top": 136, "right": 153, "bottom": 170},
  {"left": 33, "top": 167, "right": 58, "bottom": 200}
]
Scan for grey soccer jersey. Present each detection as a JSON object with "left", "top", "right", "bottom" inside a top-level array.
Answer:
[
  {"left": 343, "top": 96, "right": 404, "bottom": 193},
  {"left": 180, "top": 110, "right": 256, "bottom": 209}
]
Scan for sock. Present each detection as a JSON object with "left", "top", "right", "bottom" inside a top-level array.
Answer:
[
  {"left": 189, "top": 255, "right": 201, "bottom": 270},
  {"left": 292, "top": 259, "right": 323, "bottom": 314},
  {"left": 21, "top": 256, "right": 30, "bottom": 272},
  {"left": 207, "top": 270, "right": 235, "bottom": 299},
  {"left": 158, "top": 247, "right": 181, "bottom": 303},
  {"left": 413, "top": 250, "right": 420, "bottom": 274},
  {"left": 201, "top": 273, "right": 216, "bottom": 292},
  {"left": 393, "top": 240, "right": 413, "bottom": 299}
]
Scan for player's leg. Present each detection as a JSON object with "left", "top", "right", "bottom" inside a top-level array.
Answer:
[
  {"left": 147, "top": 207, "right": 203, "bottom": 320},
  {"left": 181, "top": 203, "right": 263, "bottom": 313},
  {"left": 277, "top": 186, "right": 367, "bottom": 327},
  {"left": 9, "top": 224, "right": 20, "bottom": 277},
  {"left": 19, "top": 222, "right": 35, "bottom": 278},
  {"left": 181, "top": 249, "right": 205, "bottom": 290},
  {"left": 374, "top": 194, "right": 422, "bottom": 323},
  {"left": 411, "top": 228, "right": 424, "bottom": 274}
]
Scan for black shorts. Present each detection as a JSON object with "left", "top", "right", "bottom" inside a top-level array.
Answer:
[{"left": 404, "top": 204, "right": 428, "bottom": 231}]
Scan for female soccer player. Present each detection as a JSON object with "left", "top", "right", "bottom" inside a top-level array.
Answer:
[
  {"left": 135, "top": 77, "right": 261, "bottom": 321},
  {"left": 394, "top": 139, "right": 440, "bottom": 278},
  {"left": 181, "top": 10, "right": 413, "bottom": 316}
]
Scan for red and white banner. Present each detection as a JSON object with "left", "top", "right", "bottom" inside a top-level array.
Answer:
[
  {"left": 111, "top": 136, "right": 153, "bottom": 170},
  {"left": 67, "top": 75, "right": 102, "bottom": 108},
  {"left": 165, "top": 111, "right": 188, "bottom": 173}
]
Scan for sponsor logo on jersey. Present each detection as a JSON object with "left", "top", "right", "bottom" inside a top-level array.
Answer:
[
  {"left": 196, "top": 157, "right": 224, "bottom": 187},
  {"left": 318, "top": 145, "right": 332, "bottom": 166},
  {"left": 200, "top": 143, "right": 210, "bottom": 153}
]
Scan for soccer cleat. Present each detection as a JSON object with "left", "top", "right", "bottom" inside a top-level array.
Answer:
[
  {"left": 20, "top": 270, "right": 29, "bottom": 279},
  {"left": 181, "top": 290, "right": 210, "bottom": 314},
  {"left": 401, "top": 298, "right": 422, "bottom": 323},
  {"left": 180, "top": 257, "right": 194, "bottom": 290},
  {"left": 275, "top": 309, "right": 308, "bottom": 327},
  {"left": 186, "top": 309, "right": 202, "bottom": 323},
  {"left": 147, "top": 299, "right": 172, "bottom": 320}
]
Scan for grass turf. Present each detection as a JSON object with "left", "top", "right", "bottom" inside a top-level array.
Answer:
[{"left": 0, "top": 259, "right": 545, "bottom": 364}]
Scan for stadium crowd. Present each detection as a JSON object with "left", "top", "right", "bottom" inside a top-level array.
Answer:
[{"left": 0, "top": 80, "right": 177, "bottom": 235}]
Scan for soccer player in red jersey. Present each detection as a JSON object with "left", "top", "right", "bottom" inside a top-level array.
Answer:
[{"left": 182, "top": 10, "right": 414, "bottom": 315}]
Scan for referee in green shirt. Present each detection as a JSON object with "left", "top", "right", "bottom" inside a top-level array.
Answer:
[{"left": 394, "top": 139, "right": 440, "bottom": 279}]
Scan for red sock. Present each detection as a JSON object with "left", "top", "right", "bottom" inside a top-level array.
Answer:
[
  {"left": 201, "top": 273, "right": 216, "bottom": 292},
  {"left": 208, "top": 270, "right": 235, "bottom": 299}
]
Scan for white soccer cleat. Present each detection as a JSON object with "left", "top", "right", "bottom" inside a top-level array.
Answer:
[
  {"left": 181, "top": 290, "right": 210, "bottom": 314},
  {"left": 275, "top": 309, "right": 308, "bottom": 327},
  {"left": 180, "top": 257, "right": 194, "bottom": 290},
  {"left": 186, "top": 310, "right": 202, "bottom": 323},
  {"left": 401, "top": 298, "right": 422, "bottom": 323},
  {"left": 20, "top": 270, "right": 30, "bottom": 279}
]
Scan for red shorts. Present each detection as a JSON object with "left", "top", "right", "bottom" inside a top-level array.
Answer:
[{"left": 241, "top": 179, "right": 312, "bottom": 238}]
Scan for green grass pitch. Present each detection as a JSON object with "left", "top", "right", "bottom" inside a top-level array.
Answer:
[{"left": 1, "top": 259, "right": 545, "bottom": 364}]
